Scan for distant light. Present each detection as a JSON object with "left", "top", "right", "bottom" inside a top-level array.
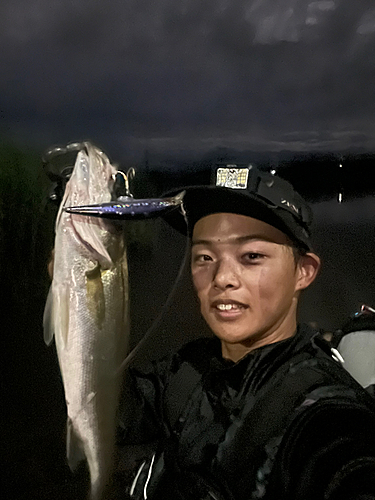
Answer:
[
  {"left": 270, "top": 169, "right": 276, "bottom": 175},
  {"left": 338, "top": 192, "right": 343, "bottom": 203},
  {"left": 339, "top": 163, "right": 343, "bottom": 168}
]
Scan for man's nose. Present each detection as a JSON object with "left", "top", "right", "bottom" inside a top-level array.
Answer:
[{"left": 213, "top": 258, "right": 241, "bottom": 289}]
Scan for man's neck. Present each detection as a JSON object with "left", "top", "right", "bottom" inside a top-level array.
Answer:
[{"left": 221, "top": 322, "right": 297, "bottom": 363}]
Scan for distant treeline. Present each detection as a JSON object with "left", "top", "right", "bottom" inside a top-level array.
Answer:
[{"left": 127, "top": 148, "right": 375, "bottom": 203}]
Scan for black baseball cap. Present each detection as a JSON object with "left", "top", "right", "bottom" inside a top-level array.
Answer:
[{"left": 163, "top": 165, "right": 313, "bottom": 251}]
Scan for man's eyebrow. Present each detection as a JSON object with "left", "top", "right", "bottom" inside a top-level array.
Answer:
[
  {"left": 191, "top": 235, "right": 275, "bottom": 246},
  {"left": 191, "top": 239, "right": 212, "bottom": 247}
]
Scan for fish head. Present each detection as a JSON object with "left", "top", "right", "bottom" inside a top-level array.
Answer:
[
  {"left": 57, "top": 143, "right": 121, "bottom": 269},
  {"left": 64, "top": 143, "right": 116, "bottom": 209}
]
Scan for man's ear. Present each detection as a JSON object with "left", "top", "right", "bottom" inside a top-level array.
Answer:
[{"left": 296, "top": 252, "right": 321, "bottom": 291}]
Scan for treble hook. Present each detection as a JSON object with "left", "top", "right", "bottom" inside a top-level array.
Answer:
[{"left": 113, "top": 168, "right": 136, "bottom": 199}]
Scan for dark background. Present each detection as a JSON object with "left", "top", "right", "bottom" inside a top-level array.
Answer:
[
  {"left": 2, "top": 145, "right": 375, "bottom": 499},
  {"left": 2, "top": 0, "right": 375, "bottom": 498}
]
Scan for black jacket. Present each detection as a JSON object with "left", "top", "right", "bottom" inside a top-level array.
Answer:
[{"left": 117, "top": 325, "right": 375, "bottom": 500}]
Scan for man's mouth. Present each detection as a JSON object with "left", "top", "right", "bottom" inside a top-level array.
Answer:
[
  {"left": 216, "top": 303, "right": 244, "bottom": 311},
  {"left": 212, "top": 300, "right": 248, "bottom": 312}
]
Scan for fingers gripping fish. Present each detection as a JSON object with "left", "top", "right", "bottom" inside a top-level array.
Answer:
[{"left": 43, "top": 142, "right": 130, "bottom": 500}]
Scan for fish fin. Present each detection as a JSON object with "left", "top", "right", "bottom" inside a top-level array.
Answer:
[
  {"left": 54, "top": 283, "right": 71, "bottom": 347},
  {"left": 43, "top": 286, "right": 55, "bottom": 346},
  {"left": 86, "top": 264, "right": 105, "bottom": 328},
  {"left": 74, "top": 219, "right": 113, "bottom": 269},
  {"left": 66, "top": 418, "right": 86, "bottom": 471}
]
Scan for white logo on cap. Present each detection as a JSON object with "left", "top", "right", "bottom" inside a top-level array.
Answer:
[
  {"left": 216, "top": 167, "right": 249, "bottom": 189},
  {"left": 281, "top": 198, "right": 299, "bottom": 215}
]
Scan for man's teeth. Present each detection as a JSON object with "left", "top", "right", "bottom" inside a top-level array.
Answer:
[{"left": 217, "top": 303, "right": 242, "bottom": 311}]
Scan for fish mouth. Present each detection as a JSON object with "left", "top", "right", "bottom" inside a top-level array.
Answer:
[{"left": 211, "top": 299, "right": 248, "bottom": 312}]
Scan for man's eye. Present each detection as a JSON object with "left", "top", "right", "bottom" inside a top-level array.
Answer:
[
  {"left": 201, "top": 254, "right": 212, "bottom": 261},
  {"left": 243, "top": 252, "right": 263, "bottom": 262},
  {"left": 194, "top": 254, "right": 212, "bottom": 262}
]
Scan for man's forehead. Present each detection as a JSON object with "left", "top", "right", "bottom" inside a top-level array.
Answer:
[
  {"left": 192, "top": 213, "right": 290, "bottom": 246},
  {"left": 191, "top": 234, "right": 284, "bottom": 247}
]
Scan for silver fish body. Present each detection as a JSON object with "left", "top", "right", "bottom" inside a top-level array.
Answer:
[
  {"left": 64, "top": 191, "right": 185, "bottom": 220},
  {"left": 44, "top": 143, "right": 129, "bottom": 499}
]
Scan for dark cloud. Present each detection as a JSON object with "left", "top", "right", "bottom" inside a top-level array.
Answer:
[{"left": 1, "top": 0, "right": 375, "bottom": 157}]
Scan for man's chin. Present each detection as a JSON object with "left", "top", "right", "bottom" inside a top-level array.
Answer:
[{"left": 212, "top": 327, "right": 261, "bottom": 346}]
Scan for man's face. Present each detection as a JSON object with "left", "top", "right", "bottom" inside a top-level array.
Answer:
[{"left": 191, "top": 213, "right": 311, "bottom": 359}]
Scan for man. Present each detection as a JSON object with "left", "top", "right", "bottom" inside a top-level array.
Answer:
[{"left": 117, "top": 166, "right": 375, "bottom": 499}]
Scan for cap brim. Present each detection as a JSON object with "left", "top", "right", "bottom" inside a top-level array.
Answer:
[{"left": 162, "top": 185, "right": 312, "bottom": 250}]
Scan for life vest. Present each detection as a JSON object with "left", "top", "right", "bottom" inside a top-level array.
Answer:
[{"left": 128, "top": 333, "right": 375, "bottom": 500}]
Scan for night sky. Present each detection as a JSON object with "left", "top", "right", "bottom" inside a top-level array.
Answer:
[{"left": 2, "top": 0, "right": 375, "bottom": 159}]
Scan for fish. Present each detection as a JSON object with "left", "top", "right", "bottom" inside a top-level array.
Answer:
[
  {"left": 64, "top": 191, "right": 185, "bottom": 220},
  {"left": 43, "top": 142, "right": 130, "bottom": 500}
]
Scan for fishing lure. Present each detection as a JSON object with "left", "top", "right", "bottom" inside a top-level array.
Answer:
[{"left": 64, "top": 191, "right": 185, "bottom": 220}]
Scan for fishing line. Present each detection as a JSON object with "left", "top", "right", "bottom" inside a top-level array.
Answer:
[{"left": 116, "top": 208, "right": 191, "bottom": 372}]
